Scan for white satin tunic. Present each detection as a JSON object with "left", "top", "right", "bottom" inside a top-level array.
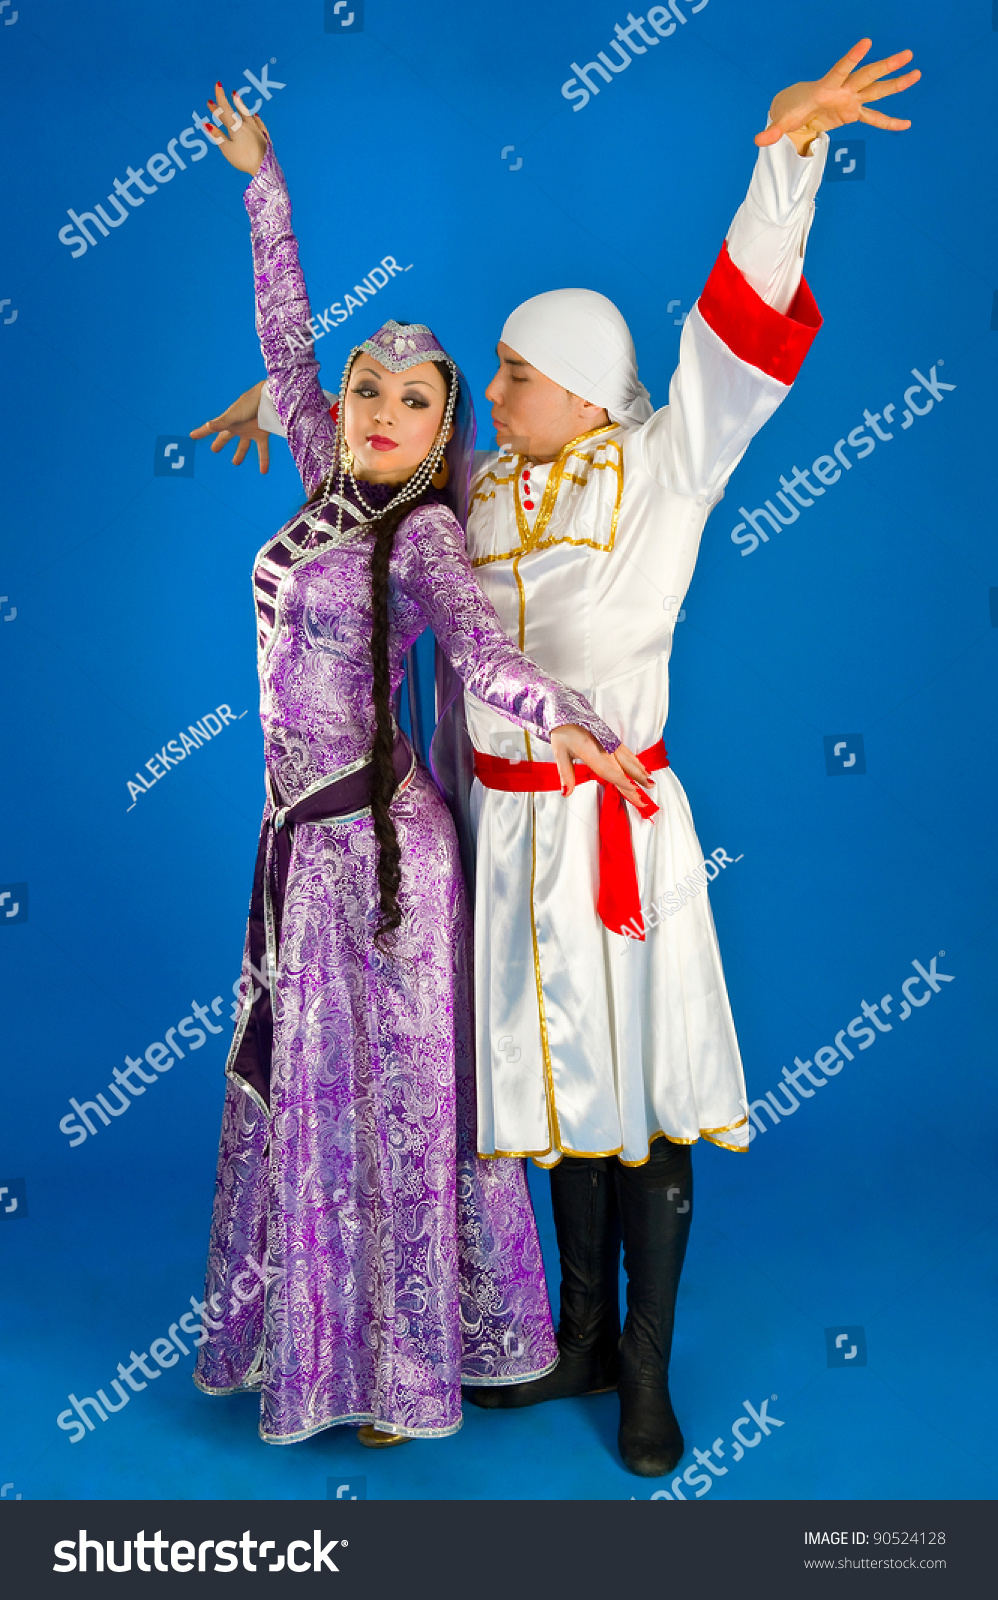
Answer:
[{"left": 465, "top": 134, "right": 828, "bottom": 1165}]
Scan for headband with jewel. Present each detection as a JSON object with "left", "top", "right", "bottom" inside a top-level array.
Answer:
[{"left": 310, "top": 320, "right": 464, "bottom": 539}]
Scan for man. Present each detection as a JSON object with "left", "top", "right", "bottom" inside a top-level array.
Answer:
[{"left": 195, "top": 40, "right": 919, "bottom": 1475}]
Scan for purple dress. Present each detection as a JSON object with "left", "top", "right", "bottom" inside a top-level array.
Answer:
[{"left": 193, "top": 148, "right": 620, "bottom": 1442}]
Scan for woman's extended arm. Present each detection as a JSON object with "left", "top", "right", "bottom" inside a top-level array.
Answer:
[
  {"left": 204, "top": 88, "right": 335, "bottom": 496},
  {"left": 399, "top": 505, "right": 653, "bottom": 804}
]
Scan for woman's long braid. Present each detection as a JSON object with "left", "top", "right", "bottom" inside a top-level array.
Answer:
[
  {"left": 289, "top": 329, "right": 458, "bottom": 943},
  {"left": 368, "top": 499, "right": 409, "bottom": 946},
  {"left": 359, "top": 358, "right": 455, "bottom": 945}
]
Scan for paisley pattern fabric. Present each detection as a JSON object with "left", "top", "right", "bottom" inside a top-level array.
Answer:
[
  {"left": 195, "top": 768, "right": 560, "bottom": 1440},
  {"left": 193, "top": 146, "right": 619, "bottom": 1442},
  {"left": 255, "top": 498, "right": 616, "bottom": 812}
]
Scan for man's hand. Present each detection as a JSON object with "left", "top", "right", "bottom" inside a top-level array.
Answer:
[
  {"left": 757, "top": 39, "right": 920, "bottom": 156},
  {"left": 551, "top": 726, "right": 656, "bottom": 812},
  {"left": 190, "top": 380, "right": 271, "bottom": 472}
]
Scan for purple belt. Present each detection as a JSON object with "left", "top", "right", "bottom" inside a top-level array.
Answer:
[
  {"left": 230, "top": 730, "right": 414, "bottom": 1111},
  {"left": 269, "top": 729, "right": 414, "bottom": 943}
]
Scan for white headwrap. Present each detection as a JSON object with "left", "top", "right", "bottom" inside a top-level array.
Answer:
[{"left": 500, "top": 288, "right": 653, "bottom": 426}]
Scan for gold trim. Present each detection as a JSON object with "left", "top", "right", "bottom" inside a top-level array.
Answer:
[
  {"left": 551, "top": 420, "right": 620, "bottom": 451},
  {"left": 701, "top": 1116, "right": 749, "bottom": 1135},
  {"left": 513, "top": 451, "right": 551, "bottom": 550},
  {"left": 480, "top": 1122, "right": 749, "bottom": 1167},
  {"left": 546, "top": 1144, "right": 627, "bottom": 1160},
  {"left": 470, "top": 467, "right": 517, "bottom": 510},
  {"left": 528, "top": 795, "right": 562, "bottom": 1152},
  {"left": 481, "top": 433, "right": 625, "bottom": 1150},
  {"left": 499, "top": 805, "right": 746, "bottom": 1169},
  {"left": 617, "top": 1132, "right": 694, "bottom": 1166},
  {"left": 471, "top": 424, "right": 623, "bottom": 570},
  {"left": 613, "top": 1124, "right": 748, "bottom": 1165},
  {"left": 468, "top": 546, "right": 517, "bottom": 567},
  {"left": 511, "top": 554, "right": 534, "bottom": 763},
  {"left": 514, "top": 434, "right": 623, "bottom": 555},
  {"left": 480, "top": 1143, "right": 626, "bottom": 1161},
  {"left": 513, "top": 554, "right": 528, "bottom": 650},
  {"left": 702, "top": 1132, "right": 749, "bottom": 1153},
  {"left": 477, "top": 1147, "right": 560, "bottom": 1160}
]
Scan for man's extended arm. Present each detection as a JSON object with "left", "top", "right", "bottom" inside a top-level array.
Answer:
[
  {"left": 635, "top": 131, "right": 826, "bottom": 503},
  {"left": 637, "top": 40, "right": 919, "bottom": 502},
  {"left": 726, "top": 130, "right": 827, "bottom": 317}
]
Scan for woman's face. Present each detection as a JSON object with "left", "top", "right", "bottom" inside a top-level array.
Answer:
[{"left": 344, "top": 354, "right": 451, "bottom": 483}]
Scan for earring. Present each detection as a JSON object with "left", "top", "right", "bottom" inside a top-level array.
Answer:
[
  {"left": 341, "top": 441, "right": 356, "bottom": 474},
  {"left": 430, "top": 454, "right": 450, "bottom": 490}
]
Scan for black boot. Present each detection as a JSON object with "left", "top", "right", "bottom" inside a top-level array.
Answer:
[
  {"left": 614, "top": 1138, "right": 693, "bottom": 1476},
  {"left": 463, "top": 1156, "right": 621, "bottom": 1409}
]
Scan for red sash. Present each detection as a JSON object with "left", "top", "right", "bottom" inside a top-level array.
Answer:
[{"left": 472, "top": 738, "right": 669, "bottom": 940}]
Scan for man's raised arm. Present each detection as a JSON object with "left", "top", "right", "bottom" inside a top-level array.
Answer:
[{"left": 637, "top": 39, "right": 919, "bottom": 504}]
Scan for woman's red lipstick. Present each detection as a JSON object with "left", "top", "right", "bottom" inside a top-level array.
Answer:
[{"left": 367, "top": 434, "right": 397, "bottom": 451}]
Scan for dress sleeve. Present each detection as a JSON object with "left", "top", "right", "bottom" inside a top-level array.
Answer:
[
  {"left": 244, "top": 145, "right": 336, "bottom": 497},
  {"left": 397, "top": 504, "right": 620, "bottom": 753},
  {"left": 257, "top": 379, "right": 336, "bottom": 438},
  {"left": 635, "top": 132, "right": 827, "bottom": 502}
]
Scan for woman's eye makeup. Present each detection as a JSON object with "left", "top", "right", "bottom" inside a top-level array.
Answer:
[{"left": 351, "top": 384, "right": 433, "bottom": 408}]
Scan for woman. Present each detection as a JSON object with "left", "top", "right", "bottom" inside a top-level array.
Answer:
[{"left": 190, "top": 87, "right": 653, "bottom": 1447}]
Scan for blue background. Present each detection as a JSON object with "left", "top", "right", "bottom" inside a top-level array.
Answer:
[{"left": 1, "top": 0, "right": 996, "bottom": 1503}]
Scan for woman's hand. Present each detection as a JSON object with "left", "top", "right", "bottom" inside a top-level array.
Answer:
[
  {"left": 203, "top": 82, "right": 270, "bottom": 175},
  {"left": 550, "top": 727, "right": 656, "bottom": 811},
  {"left": 757, "top": 39, "right": 920, "bottom": 156},
  {"left": 190, "top": 379, "right": 271, "bottom": 471}
]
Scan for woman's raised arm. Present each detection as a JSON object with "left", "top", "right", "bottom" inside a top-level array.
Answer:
[{"left": 205, "top": 88, "right": 336, "bottom": 497}]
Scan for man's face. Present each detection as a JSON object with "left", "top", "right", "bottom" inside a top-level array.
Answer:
[{"left": 485, "top": 342, "right": 608, "bottom": 463}]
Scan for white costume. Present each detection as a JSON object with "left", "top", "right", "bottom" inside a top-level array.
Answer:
[
  {"left": 465, "top": 133, "right": 826, "bottom": 1166},
  {"left": 260, "top": 133, "right": 828, "bottom": 1168}
]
